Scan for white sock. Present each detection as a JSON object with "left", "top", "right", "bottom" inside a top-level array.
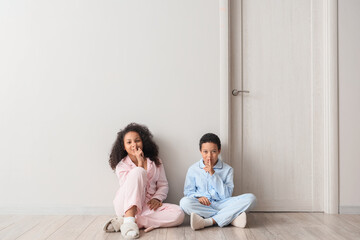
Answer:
[
  {"left": 204, "top": 218, "right": 214, "bottom": 227},
  {"left": 123, "top": 217, "right": 137, "bottom": 237},
  {"left": 124, "top": 217, "right": 135, "bottom": 223}
]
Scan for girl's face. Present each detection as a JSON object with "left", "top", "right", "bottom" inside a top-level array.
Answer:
[
  {"left": 200, "top": 142, "right": 221, "bottom": 166},
  {"left": 123, "top": 131, "right": 143, "bottom": 156}
]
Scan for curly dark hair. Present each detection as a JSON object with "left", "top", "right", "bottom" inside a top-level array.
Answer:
[{"left": 109, "top": 123, "right": 160, "bottom": 170}]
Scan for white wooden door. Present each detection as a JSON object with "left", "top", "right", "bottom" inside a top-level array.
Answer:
[{"left": 230, "top": 0, "right": 326, "bottom": 211}]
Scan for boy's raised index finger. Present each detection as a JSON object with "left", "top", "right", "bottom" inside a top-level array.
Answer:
[{"left": 208, "top": 160, "right": 213, "bottom": 167}]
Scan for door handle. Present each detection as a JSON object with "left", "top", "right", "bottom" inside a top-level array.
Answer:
[{"left": 232, "top": 89, "right": 250, "bottom": 96}]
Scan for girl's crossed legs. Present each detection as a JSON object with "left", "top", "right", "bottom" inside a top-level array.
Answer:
[{"left": 113, "top": 167, "right": 184, "bottom": 231}]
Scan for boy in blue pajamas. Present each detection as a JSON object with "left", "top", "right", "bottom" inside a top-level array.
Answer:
[{"left": 180, "top": 133, "right": 256, "bottom": 230}]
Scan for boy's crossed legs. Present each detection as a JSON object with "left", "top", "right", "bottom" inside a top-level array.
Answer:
[{"left": 180, "top": 193, "right": 256, "bottom": 230}]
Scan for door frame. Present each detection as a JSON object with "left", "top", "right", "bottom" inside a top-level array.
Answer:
[{"left": 219, "top": 0, "right": 339, "bottom": 214}]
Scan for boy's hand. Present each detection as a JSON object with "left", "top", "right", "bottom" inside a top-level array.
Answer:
[
  {"left": 147, "top": 198, "right": 162, "bottom": 210},
  {"left": 203, "top": 160, "right": 215, "bottom": 175},
  {"left": 198, "top": 196, "right": 211, "bottom": 206}
]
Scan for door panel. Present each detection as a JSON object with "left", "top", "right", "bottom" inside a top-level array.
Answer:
[{"left": 231, "top": 0, "right": 324, "bottom": 211}]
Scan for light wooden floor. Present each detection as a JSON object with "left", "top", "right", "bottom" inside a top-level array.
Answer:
[{"left": 1, "top": 213, "right": 360, "bottom": 240}]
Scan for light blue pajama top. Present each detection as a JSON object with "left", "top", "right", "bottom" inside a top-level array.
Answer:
[{"left": 183, "top": 159, "right": 234, "bottom": 201}]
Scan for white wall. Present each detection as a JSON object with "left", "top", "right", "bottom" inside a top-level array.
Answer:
[
  {"left": 0, "top": 0, "right": 220, "bottom": 214},
  {"left": 339, "top": 0, "right": 360, "bottom": 213}
]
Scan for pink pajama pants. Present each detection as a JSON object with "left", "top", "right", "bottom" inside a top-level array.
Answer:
[{"left": 113, "top": 167, "right": 184, "bottom": 229}]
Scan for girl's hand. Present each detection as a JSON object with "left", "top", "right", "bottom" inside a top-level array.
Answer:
[
  {"left": 134, "top": 147, "right": 145, "bottom": 167},
  {"left": 198, "top": 196, "right": 211, "bottom": 206},
  {"left": 203, "top": 160, "right": 215, "bottom": 175},
  {"left": 147, "top": 198, "right": 162, "bottom": 210}
]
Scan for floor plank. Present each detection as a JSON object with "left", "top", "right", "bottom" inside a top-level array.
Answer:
[
  {"left": 247, "top": 212, "right": 277, "bottom": 240},
  {"left": 0, "top": 216, "right": 43, "bottom": 240},
  {"left": 164, "top": 226, "right": 186, "bottom": 240},
  {"left": 338, "top": 214, "right": 360, "bottom": 230},
  {"left": 0, "top": 213, "right": 358, "bottom": 240},
  {"left": 46, "top": 215, "right": 97, "bottom": 240},
  {"left": 140, "top": 228, "right": 167, "bottom": 240},
  {"left": 310, "top": 213, "right": 360, "bottom": 240},
  {"left": 105, "top": 231, "right": 123, "bottom": 240},
  {"left": 16, "top": 215, "right": 71, "bottom": 240},
  {"left": 76, "top": 215, "right": 111, "bottom": 240},
  {"left": 195, "top": 225, "right": 227, "bottom": 240},
  {"left": 221, "top": 225, "right": 255, "bottom": 240},
  {"left": 0, "top": 215, "right": 22, "bottom": 231},
  {"left": 262, "top": 213, "right": 311, "bottom": 240},
  {"left": 184, "top": 225, "right": 196, "bottom": 240}
]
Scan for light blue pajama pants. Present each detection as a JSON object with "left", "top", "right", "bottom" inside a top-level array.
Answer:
[{"left": 179, "top": 193, "right": 256, "bottom": 227}]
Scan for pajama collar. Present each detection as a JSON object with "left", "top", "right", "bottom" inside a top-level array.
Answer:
[{"left": 198, "top": 158, "right": 223, "bottom": 169}]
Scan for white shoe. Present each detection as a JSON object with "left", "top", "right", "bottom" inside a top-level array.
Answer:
[
  {"left": 190, "top": 213, "right": 205, "bottom": 230},
  {"left": 231, "top": 212, "right": 247, "bottom": 228},
  {"left": 103, "top": 216, "right": 124, "bottom": 232},
  {"left": 120, "top": 221, "right": 140, "bottom": 239}
]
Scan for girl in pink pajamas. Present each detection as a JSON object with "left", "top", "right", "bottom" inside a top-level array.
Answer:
[{"left": 103, "top": 123, "right": 184, "bottom": 239}]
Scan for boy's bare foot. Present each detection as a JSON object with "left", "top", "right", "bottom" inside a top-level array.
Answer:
[
  {"left": 190, "top": 213, "right": 205, "bottom": 230},
  {"left": 231, "top": 212, "right": 247, "bottom": 228}
]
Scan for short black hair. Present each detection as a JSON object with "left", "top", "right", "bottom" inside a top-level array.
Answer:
[{"left": 199, "top": 133, "right": 221, "bottom": 150}]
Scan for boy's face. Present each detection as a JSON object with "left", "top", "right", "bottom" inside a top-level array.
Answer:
[{"left": 200, "top": 142, "right": 221, "bottom": 166}]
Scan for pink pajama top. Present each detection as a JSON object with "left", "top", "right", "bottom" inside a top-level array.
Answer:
[{"left": 115, "top": 156, "right": 169, "bottom": 202}]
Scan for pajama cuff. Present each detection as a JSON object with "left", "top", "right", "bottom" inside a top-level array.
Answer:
[
  {"left": 187, "top": 194, "right": 202, "bottom": 199},
  {"left": 151, "top": 194, "right": 166, "bottom": 202}
]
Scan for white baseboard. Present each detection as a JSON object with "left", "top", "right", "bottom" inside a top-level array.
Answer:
[
  {"left": 339, "top": 206, "right": 360, "bottom": 214},
  {"left": 0, "top": 205, "right": 114, "bottom": 215}
]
